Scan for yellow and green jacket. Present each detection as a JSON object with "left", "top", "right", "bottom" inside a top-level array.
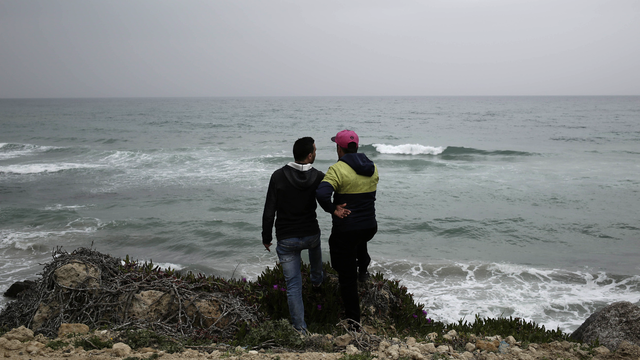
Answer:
[{"left": 316, "top": 153, "right": 378, "bottom": 232}]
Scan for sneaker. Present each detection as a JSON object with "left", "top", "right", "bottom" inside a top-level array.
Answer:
[{"left": 358, "top": 270, "right": 370, "bottom": 283}]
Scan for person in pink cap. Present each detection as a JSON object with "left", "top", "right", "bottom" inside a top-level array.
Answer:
[{"left": 316, "top": 130, "right": 379, "bottom": 330}]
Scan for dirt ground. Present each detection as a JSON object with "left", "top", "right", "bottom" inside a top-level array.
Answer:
[{"left": 2, "top": 326, "right": 640, "bottom": 360}]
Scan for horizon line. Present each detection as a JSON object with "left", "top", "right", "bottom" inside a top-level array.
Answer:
[{"left": 1, "top": 94, "right": 639, "bottom": 100}]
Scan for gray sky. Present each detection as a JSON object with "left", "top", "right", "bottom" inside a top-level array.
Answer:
[{"left": 1, "top": 0, "right": 639, "bottom": 98}]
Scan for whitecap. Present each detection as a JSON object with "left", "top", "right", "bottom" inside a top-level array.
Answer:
[
  {"left": 368, "top": 258, "right": 640, "bottom": 333},
  {"left": 43, "top": 204, "right": 90, "bottom": 211},
  {"left": 0, "top": 143, "right": 63, "bottom": 160},
  {"left": 0, "top": 163, "right": 103, "bottom": 175},
  {"left": 0, "top": 224, "right": 99, "bottom": 251},
  {"left": 373, "top": 143, "right": 445, "bottom": 155}
]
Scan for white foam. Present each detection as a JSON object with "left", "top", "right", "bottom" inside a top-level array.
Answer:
[
  {"left": 43, "top": 204, "right": 89, "bottom": 211},
  {"left": 96, "top": 148, "right": 271, "bottom": 190},
  {"left": 119, "top": 260, "right": 185, "bottom": 271},
  {"left": 153, "top": 262, "right": 185, "bottom": 271},
  {"left": 0, "top": 223, "right": 99, "bottom": 251},
  {"left": 0, "top": 143, "right": 62, "bottom": 160},
  {"left": 373, "top": 143, "right": 445, "bottom": 155},
  {"left": 370, "top": 259, "right": 640, "bottom": 333},
  {"left": 0, "top": 163, "right": 103, "bottom": 174}
]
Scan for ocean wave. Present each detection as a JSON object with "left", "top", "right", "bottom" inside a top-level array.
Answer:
[
  {"left": 366, "top": 144, "right": 535, "bottom": 157},
  {"left": 368, "top": 259, "right": 640, "bottom": 333},
  {"left": 42, "top": 204, "right": 90, "bottom": 211},
  {"left": 441, "top": 147, "right": 535, "bottom": 156},
  {"left": 370, "top": 143, "right": 445, "bottom": 155},
  {"left": 208, "top": 255, "right": 640, "bottom": 333},
  {"left": 0, "top": 226, "right": 98, "bottom": 251},
  {"left": 0, "top": 163, "right": 104, "bottom": 175},
  {"left": 0, "top": 143, "right": 63, "bottom": 160}
]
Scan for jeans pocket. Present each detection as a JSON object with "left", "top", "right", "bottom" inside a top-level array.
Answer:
[{"left": 277, "top": 252, "right": 295, "bottom": 264}]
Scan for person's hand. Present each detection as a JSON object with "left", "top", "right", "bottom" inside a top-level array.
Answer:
[
  {"left": 264, "top": 243, "right": 272, "bottom": 252},
  {"left": 333, "top": 203, "right": 351, "bottom": 219}
]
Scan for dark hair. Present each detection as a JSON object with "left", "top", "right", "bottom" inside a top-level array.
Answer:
[
  {"left": 340, "top": 142, "right": 358, "bottom": 154},
  {"left": 293, "top": 137, "right": 315, "bottom": 161}
]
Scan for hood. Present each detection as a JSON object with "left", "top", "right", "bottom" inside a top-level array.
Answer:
[
  {"left": 283, "top": 163, "right": 321, "bottom": 190},
  {"left": 339, "top": 153, "right": 376, "bottom": 177}
]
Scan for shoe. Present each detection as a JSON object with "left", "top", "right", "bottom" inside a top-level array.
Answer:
[
  {"left": 312, "top": 270, "right": 326, "bottom": 293},
  {"left": 358, "top": 271, "right": 370, "bottom": 283},
  {"left": 312, "top": 283, "right": 322, "bottom": 293}
]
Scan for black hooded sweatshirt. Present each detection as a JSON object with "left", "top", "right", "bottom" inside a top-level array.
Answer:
[{"left": 261, "top": 164, "right": 324, "bottom": 244}]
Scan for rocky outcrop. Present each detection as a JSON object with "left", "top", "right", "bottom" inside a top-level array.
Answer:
[
  {"left": 54, "top": 261, "right": 101, "bottom": 289},
  {"left": 58, "top": 323, "right": 90, "bottom": 338},
  {"left": 3, "top": 280, "right": 35, "bottom": 298},
  {"left": 0, "top": 248, "right": 259, "bottom": 339},
  {"left": 129, "top": 290, "right": 177, "bottom": 320},
  {"left": 185, "top": 297, "right": 229, "bottom": 329},
  {"left": 570, "top": 301, "right": 640, "bottom": 350}
]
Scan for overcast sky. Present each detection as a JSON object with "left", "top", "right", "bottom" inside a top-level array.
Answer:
[{"left": 1, "top": 1, "right": 639, "bottom": 98}]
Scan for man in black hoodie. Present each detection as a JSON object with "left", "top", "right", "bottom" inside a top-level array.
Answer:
[
  {"left": 262, "top": 137, "right": 326, "bottom": 332},
  {"left": 316, "top": 130, "right": 379, "bottom": 329}
]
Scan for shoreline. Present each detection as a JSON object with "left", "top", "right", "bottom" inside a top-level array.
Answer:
[{"left": 1, "top": 247, "right": 639, "bottom": 359}]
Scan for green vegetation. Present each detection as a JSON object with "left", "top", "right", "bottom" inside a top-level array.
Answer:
[
  {"left": 73, "top": 335, "right": 113, "bottom": 350},
  {"left": 119, "top": 256, "right": 571, "bottom": 348},
  {"left": 116, "top": 329, "right": 184, "bottom": 354},
  {"left": 239, "top": 318, "right": 306, "bottom": 350},
  {"left": 45, "top": 339, "right": 68, "bottom": 350},
  {"left": 0, "top": 248, "right": 577, "bottom": 356}
]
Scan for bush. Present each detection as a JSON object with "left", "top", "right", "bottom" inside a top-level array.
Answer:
[
  {"left": 255, "top": 262, "right": 344, "bottom": 333},
  {"left": 117, "top": 329, "right": 184, "bottom": 354},
  {"left": 253, "top": 261, "right": 569, "bottom": 344},
  {"left": 73, "top": 335, "right": 113, "bottom": 350},
  {"left": 238, "top": 319, "right": 306, "bottom": 350},
  {"left": 46, "top": 340, "right": 67, "bottom": 351}
]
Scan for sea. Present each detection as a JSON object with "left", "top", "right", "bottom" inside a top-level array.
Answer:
[{"left": 1, "top": 96, "right": 639, "bottom": 333}]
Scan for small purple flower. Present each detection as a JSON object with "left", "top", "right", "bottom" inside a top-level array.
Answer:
[
  {"left": 427, "top": 318, "right": 431, "bottom": 323},
  {"left": 317, "top": 305, "right": 322, "bottom": 310},
  {"left": 422, "top": 310, "right": 428, "bottom": 316},
  {"left": 280, "top": 287, "right": 286, "bottom": 292},
  {"left": 273, "top": 285, "right": 278, "bottom": 290},
  {"left": 413, "top": 314, "right": 418, "bottom": 318},
  {"left": 242, "top": 278, "right": 247, "bottom": 282}
]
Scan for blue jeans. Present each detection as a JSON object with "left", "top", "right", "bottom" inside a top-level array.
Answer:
[{"left": 276, "top": 232, "right": 323, "bottom": 330}]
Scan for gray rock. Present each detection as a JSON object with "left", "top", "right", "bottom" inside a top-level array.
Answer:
[
  {"left": 3, "top": 280, "right": 35, "bottom": 298},
  {"left": 570, "top": 301, "right": 640, "bottom": 350}
]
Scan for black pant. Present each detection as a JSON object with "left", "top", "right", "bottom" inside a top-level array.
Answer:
[{"left": 329, "top": 226, "right": 377, "bottom": 324}]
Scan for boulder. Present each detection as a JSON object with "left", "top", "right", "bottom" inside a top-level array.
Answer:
[
  {"left": 476, "top": 339, "right": 499, "bottom": 352},
  {"left": 58, "top": 323, "right": 90, "bottom": 338},
  {"left": 0, "top": 337, "right": 23, "bottom": 351},
  {"left": 54, "top": 261, "right": 101, "bottom": 289},
  {"left": 185, "top": 297, "right": 227, "bottom": 328},
  {"left": 570, "top": 301, "right": 640, "bottom": 350},
  {"left": 3, "top": 280, "right": 36, "bottom": 298},
  {"left": 129, "top": 290, "right": 176, "bottom": 321},
  {"left": 111, "top": 342, "right": 132, "bottom": 357},
  {"left": 2, "top": 326, "right": 34, "bottom": 341},
  {"left": 32, "top": 301, "right": 60, "bottom": 330}
]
